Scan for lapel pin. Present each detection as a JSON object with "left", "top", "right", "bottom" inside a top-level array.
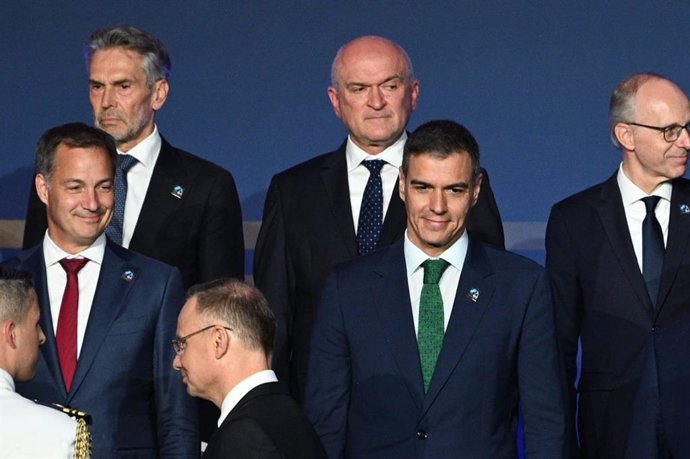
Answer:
[
  {"left": 467, "top": 288, "right": 480, "bottom": 303},
  {"left": 680, "top": 204, "right": 690, "bottom": 214},
  {"left": 171, "top": 185, "right": 184, "bottom": 199},
  {"left": 120, "top": 270, "right": 134, "bottom": 282}
]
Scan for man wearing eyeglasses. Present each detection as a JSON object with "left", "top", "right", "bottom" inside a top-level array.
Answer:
[
  {"left": 173, "top": 279, "right": 326, "bottom": 459},
  {"left": 546, "top": 73, "right": 690, "bottom": 458}
]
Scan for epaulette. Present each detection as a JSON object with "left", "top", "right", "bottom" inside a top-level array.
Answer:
[{"left": 52, "top": 404, "right": 92, "bottom": 459}]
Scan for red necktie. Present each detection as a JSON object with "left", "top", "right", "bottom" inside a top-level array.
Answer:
[{"left": 56, "top": 258, "right": 88, "bottom": 391}]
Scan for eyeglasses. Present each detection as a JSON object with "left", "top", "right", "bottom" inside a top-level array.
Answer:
[
  {"left": 627, "top": 121, "right": 690, "bottom": 143},
  {"left": 172, "top": 325, "right": 232, "bottom": 355}
]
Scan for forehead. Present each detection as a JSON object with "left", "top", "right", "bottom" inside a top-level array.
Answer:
[
  {"left": 406, "top": 151, "right": 473, "bottom": 181},
  {"left": 90, "top": 47, "right": 145, "bottom": 78},
  {"left": 52, "top": 144, "right": 112, "bottom": 174},
  {"left": 178, "top": 297, "right": 200, "bottom": 329},
  {"left": 337, "top": 41, "right": 407, "bottom": 83},
  {"left": 635, "top": 79, "right": 690, "bottom": 122}
]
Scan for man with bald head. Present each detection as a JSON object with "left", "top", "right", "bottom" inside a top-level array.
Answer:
[
  {"left": 546, "top": 73, "right": 690, "bottom": 458},
  {"left": 254, "top": 35, "right": 504, "bottom": 401}
]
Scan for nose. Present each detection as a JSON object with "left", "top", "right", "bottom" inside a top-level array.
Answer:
[
  {"left": 81, "top": 187, "right": 104, "bottom": 212},
  {"left": 367, "top": 85, "right": 385, "bottom": 109},
  {"left": 172, "top": 353, "right": 181, "bottom": 370},
  {"left": 101, "top": 85, "right": 116, "bottom": 109},
  {"left": 676, "top": 125, "right": 690, "bottom": 149},
  {"left": 429, "top": 189, "right": 447, "bottom": 214}
]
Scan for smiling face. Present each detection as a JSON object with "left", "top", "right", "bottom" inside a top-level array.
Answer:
[
  {"left": 89, "top": 47, "right": 168, "bottom": 152},
  {"left": 617, "top": 78, "right": 690, "bottom": 193},
  {"left": 36, "top": 144, "right": 114, "bottom": 254},
  {"left": 399, "top": 152, "right": 480, "bottom": 256},
  {"left": 328, "top": 37, "right": 419, "bottom": 154}
]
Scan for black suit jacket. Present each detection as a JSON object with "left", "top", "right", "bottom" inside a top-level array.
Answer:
[
  {"left": 253, "top": 141, "right": 504, "bottom": 401},
  {"left": 546, "top": 173, "right": 690, "bottom": 458},
  {"left": 23, "top": 137, "right": 245, "bottom": 288},
  {"left": 203, "top": 382, "right": 326, "bottom": 459}
]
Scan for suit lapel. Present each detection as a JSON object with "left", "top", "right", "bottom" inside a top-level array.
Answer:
[
  {"left": 371, "top": 243, "right": 425, "bottom": 411},
  {"left": 656, "top": 179, "right": 690, "bottom": 313},
  {"left": 595, "top": 175, "right": 655, "bottom": 318},
  {"left": 68, "top": 242, "right": 136, "bottom": 398},
  {"left": 422, "top": 240, "right": 494, "bottom": 413},
  {"left": 129, "top": 138, "right": 188, "bottom": 250},
  {"left": 320, "top": 143, "right": 358, "bottom": 258},
  {"left": 379, "top": 180, "right": 406, "bottom": 247}
]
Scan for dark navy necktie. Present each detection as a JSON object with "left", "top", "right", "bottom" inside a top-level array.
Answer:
[
  {"left": 641, "top": 196, "right": 665, "bottom": 306},
  {"left": 356, "top": 159, "right": 386, "bottom": 255},
  {"left": 105, "top": 154, "right": 138, "bottom": 245}
]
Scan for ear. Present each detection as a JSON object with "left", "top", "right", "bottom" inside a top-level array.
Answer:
[
  {"left": 327, "top": 86, "right": 342, "bottom": 119},
  {"left": 398, "top": 168, "right": 406, "bottom": 202},
  {"left": 1, "top": 320, "right": 17, "bottom": 349},
  {"left": 35, "top": 174, "right": 49, "bottom": 206},
  {"left": 614, "top": 122, "right": 635, "bottom": 151},
  {"left": 471, "top": 173, "right": 483, "bottom": 207},
  {"left": 151, "top": 79, "right": 169, "bottom": 111},
  {"left": 409, "top": 79, "right": 420, "bottom": 112},
  {"left": 213, "top": 326, "right": 230, "bottom": 359}
]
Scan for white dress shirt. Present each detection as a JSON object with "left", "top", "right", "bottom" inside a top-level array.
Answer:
[
  {"left": 118, "top": 125, "right": 161, "bottom": 248},
  {"left": 0, "top": 368, "right": 76, "bottom": 458},
  {"left": 404, "top": 230, "right": 469, "bottom": 334},
  {"left": 346, "top": 133, "right": 406, "bottom": 232},
  {"left": 617, "top": 164, "right": 671, "bottom": 272},
  {"left": 43, "top": 233, "right": 105, "bottom": 356},
  {"left": 217, "top": 369, "right": 278, "bottom": 427}
]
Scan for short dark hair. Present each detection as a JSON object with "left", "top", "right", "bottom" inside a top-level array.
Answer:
[
  {"left": 402, "top": 119, "right": 481, "bottom": 183},
  {"left": 0, "top": 268, "right": 35, "bottom": 324},
  {"left": 85, "top": 25, "right": 171, "bottom": 87},
  {"left": 35, "top": 122, "right": 118, "bottom": 181},
  {"left": 188, "top": 279, "right": 276, "bottom": 356}
]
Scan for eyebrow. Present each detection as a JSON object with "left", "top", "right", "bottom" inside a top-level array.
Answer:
[{"left": 346, "top": 75, "right": 404, "bottom": 88}]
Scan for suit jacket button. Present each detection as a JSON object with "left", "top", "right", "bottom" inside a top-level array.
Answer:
[{"left": 416, "top": 430, "right": 428, "bottom": 440}]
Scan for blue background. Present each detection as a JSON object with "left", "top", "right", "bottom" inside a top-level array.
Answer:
[{"left": 2, "top": 1, "right": 690, "bottom": 266}]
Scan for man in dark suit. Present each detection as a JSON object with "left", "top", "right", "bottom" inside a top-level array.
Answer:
[
  {"left": 546, "top": 74, "right": 690, "bottom": 458},
  {"left": 4, "top": 123, "right": 198, "bottom": 457},
  {"left": 22, "top": 25, "right": 244, "bottom": 289},
  {"left": 306, "top": 120, "right": 565, "bottom": 458},
  {"left": 254, "top": 35, "right": 504, "bottom": 401},
  {"left": 173, "top": 279, "right": 326, "bottom": 459}
]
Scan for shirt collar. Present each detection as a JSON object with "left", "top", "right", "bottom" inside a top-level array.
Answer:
[
  {"left": 345, "top": 132, "right": 406, "bottom": 173},
  {"left": 617, "top": 163, "right": 672, "bottom": 206},
  {"left": 218, "top": 369, "right": 278, "bottom": 427},
  {"left": 42, "top": 232, "right": 106, "bottom": 267},
  {"left": 404, "top": 228, "right": 469, "bottom": 277},
  {"left": 118, "top": 124, "right": 161, "bottom": 169},
  {"left": 0, "top": 368, "right": 14, "bottom": 392}
]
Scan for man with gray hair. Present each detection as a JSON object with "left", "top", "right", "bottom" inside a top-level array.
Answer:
[
  {"left": 546, "top": 73, "right": 690, "bottom": 457},
  {"left": 173, "top": 279, "right": 326, "bottom": 459},
  {"left": 254, "top": 35, "right": 505, "bottom": 402},
  {"left": 0, "top": 267, "right": 89, "bottom": 458}
]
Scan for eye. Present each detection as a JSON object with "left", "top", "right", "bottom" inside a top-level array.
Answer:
[
  {"left": 89, "top": 83, "right": 103, "bottom": 92},
  {"left": 350, "top": 85, "right": 367, "bottom": 94},
  {"left": 382, "top": 83, "right": 399, "bottom": 92}
]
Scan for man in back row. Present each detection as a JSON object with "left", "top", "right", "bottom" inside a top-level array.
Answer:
[{"left": 254, "top": 35, "right": 505, "bottom": 401}]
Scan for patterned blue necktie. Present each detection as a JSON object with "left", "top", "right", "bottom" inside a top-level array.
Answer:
[
  {"left": 105, "top": 154, "right": 138, "bottom": 245},
  {"left": 641, "top": 196, "right": 665, "bottom": 306},
  {"left": 356, "top": 159, "right": 386, "bottom": 255},
  {"left": 418, "top": 258, "right": 450, "bottom": 392}
]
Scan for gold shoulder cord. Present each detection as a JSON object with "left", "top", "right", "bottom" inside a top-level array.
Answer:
[{"left": 53, "top": 404, "right": 92, "bottom": 459}]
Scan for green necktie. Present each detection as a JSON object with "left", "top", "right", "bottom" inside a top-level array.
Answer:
[{"left": 418, "top": 258, "right": 450, "bottom": 392}]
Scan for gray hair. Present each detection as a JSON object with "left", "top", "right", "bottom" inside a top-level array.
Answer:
[
  {"left": 85, "top": 25, "right": 171, "bottom": 87},
  {"left": 0, "top": 268, "right": 35, "bottom": 324},
  {"left": 609, "top": 72, "right": 666, "bottom": 148}
]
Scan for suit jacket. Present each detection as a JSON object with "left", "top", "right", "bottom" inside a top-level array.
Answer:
[
  {"left": 305, "top": 238, "right": 566, "bottom": 459},
  {"left": 253, "top": 142, "right": 505, "bottom": 401},
  {"left": 204, "top": 382, "right": 326, "bottom": 459},
  {"left": 3, "top": 240, "right": 199, "bottom": 458},
  {"left": 23, "top": 137, "right": 245, "bottom": 288},
  {"left": 545, "top": 174, "right": 690, "bottom": 458}
]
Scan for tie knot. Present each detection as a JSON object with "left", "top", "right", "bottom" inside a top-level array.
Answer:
[
  {"left": 59, "top": 258, "right": 88, "bottom": 274},
  {"left": 361, "top": 159, "right": 386, "bottom": 175},
  {"left": 641, "top": 195, "right": 662, "bottom": 214},
  {"left": 422, "top": 258, "right": 450, "bottom": 284},
  {"left": 118, "top": 154, "right": 138, "bottom": 173}
]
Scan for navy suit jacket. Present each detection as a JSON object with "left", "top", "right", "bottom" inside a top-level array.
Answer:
[
  {"left": 4, "top": 240, "right": 199, "bottom": 458},
  {"left": 305, "top": 238, "right": 566, "bottom": 459},
  {"left": 254, "top": 141, "right": 505, "bottom": 401},
  {"left": 546, "top": 174, "right": 690, "bottom": 458},
  {"left": 204, "top": 382, "right": 326, "bottom": 459},
  {"left": 22, "top": 138, "right": 245, "bottom": 288}
]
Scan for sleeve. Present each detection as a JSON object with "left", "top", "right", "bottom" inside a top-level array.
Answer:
[
  {"left": 22, "top": 178, "right": 48, "bottom": 249},
  {"left": 154, "top": 267, "right": 200, "bottom": 458},
  {"left": 304, "top": 272, "right": 350, "bottom": 459},
  {"left": 196, "top": 167, "right": 245, "bottom": 282},
  {"left": 466, "top": 167, "right": 505, "bottom": 250},
  {"left": 517, "top": 269, "right": 569, "bottom": 458},
  {"left": 253, "top": 176, "right": 293, "bottom": 387}
]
